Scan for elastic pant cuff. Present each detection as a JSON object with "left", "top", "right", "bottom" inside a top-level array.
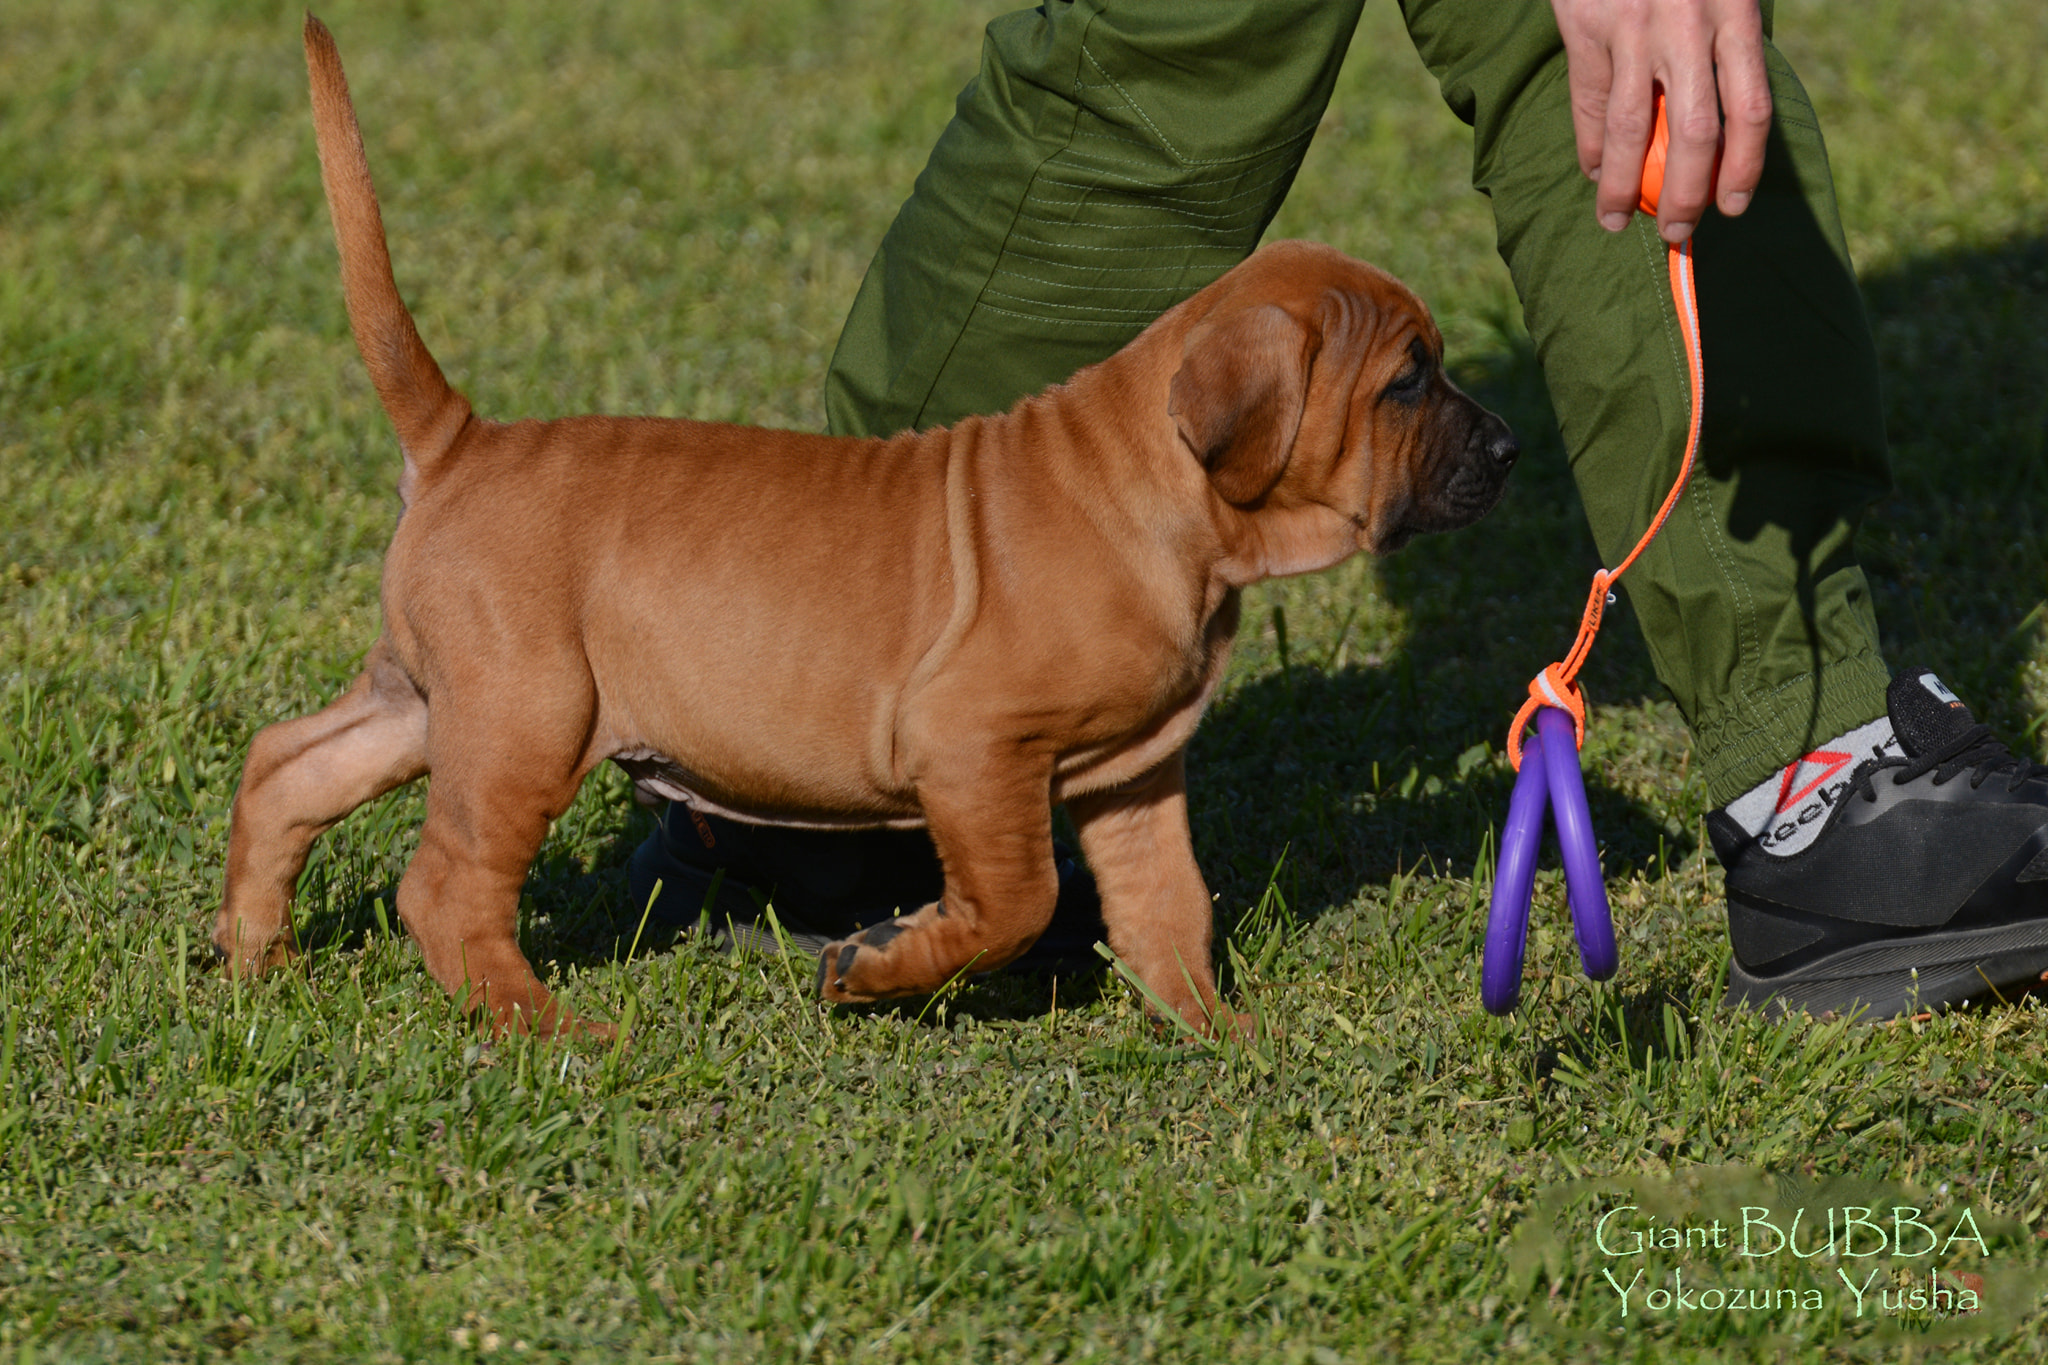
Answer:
[{"left": 1691, "top": 649, "right": 1894, "bottom": 806}]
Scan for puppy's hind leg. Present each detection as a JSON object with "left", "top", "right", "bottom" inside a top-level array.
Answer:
[
  {"left": 217, "top": 640, "right": 428, "bottom": 974},
  {"left": 395, "top": 687, "right": 604, "bottom": 1038}
]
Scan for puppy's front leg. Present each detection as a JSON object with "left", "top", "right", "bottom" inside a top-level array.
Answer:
[
  {"left": 817, "top": 750, "right": 1058, "bottom": 1003},
  {"left": 1067, "top": 752, "right": 1244, "bottom": 1037}
]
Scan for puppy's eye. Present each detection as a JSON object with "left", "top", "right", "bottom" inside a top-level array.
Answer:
[{"left": 1383, "top": 338, "right": 1433, "bottom": 402}]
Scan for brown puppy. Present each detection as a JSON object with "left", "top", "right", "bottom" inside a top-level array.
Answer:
[{"left": 216, "top": 17, "right": 1518, "bottom": 1038}]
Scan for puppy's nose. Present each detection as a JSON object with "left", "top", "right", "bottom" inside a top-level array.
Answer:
[{"left": 1474, "top": 412, "right": 1519, "bottom": 469}]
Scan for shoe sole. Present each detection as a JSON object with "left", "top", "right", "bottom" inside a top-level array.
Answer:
[
  {"left": 717, "top": 917, "right": 833, "bottom": 958},
  {"left": 1725, "top": 914, "right": 2048, "bottom": 1020}
]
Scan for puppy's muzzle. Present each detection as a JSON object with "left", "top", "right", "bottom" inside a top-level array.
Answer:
[{"left": 1418, "top": 406, "right": 1518, "bottom": 531}]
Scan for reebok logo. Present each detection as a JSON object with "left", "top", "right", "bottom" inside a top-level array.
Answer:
[
  {"left": 1724, "top": 714, "right": 1901, "bottom": 858},
  {"left": 1757, "top": 736, "right": 1903, "bottom": 852},
  {"left": 1774, "top": 749, "right": 1852, "bottom": 814}
]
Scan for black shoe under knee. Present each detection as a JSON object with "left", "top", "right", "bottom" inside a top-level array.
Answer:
[{"left": 1711, "top": 668, "right": 2048, "bottom": 1019}]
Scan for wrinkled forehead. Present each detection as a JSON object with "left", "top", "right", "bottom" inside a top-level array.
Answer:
[
  {"left": 1207, "top": 244, "right": 1443, "bottom": 351},
  {"left": 1330, "top": 259, "right": 1438, "bottom": 347},
  {"left": 1283, "top": 262, "right": 1440, "bottom": 360}
]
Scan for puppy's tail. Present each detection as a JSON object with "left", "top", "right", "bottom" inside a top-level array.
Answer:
[{"left": 303, "top": 13, "right": 470, "bottom": 498}]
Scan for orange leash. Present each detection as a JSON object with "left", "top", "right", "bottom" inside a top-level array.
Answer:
[{"left": 1506, "top": 102, "right": 1707, "bottom": 768}]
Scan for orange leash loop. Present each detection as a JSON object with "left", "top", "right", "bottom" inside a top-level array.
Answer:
[{"left": 1507, "top": 224, "right": 1705, "bottom": 770}]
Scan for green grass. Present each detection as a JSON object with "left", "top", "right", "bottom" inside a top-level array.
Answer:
[{"left": 4, "top": 0, "right": 2048, "bottom": 1359}]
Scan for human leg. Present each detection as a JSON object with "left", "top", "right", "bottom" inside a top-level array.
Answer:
[
  {"left": 1401, "top": 0, "right": 1893, "bottom": 804},
  {"left": 1399, "top": 0, "right": 2048, "bottom": 1016},
  {"left": 826, "top": 0, "right": 1368, "bottom": 435}
]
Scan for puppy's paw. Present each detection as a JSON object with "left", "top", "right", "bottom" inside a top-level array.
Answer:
[
  {"left": 1211, "top": 1008, "right": 1262, "bottom": 1042},
  {"left": 484, "top": 1000, "right": 615, "bottom": 1042},
  {"left": 1147, "top": 1004, "right": 1258, "bottom": 1041},
  {"left": 211, "top": 935, "right": 299, "bottom": 979},
  {"left": 574, "top": 1017, "right": 622, "bottom": 1045},
  {"left": 815, "top": 916, "right": 921, "bottom": 1003}
]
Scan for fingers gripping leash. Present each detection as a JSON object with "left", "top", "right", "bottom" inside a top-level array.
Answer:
[{"left": 1483, "top": 99, "right": 1707, "bottom": 1014}]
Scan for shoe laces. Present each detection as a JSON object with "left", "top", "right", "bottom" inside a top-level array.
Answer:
[{"left": 1850, "top": 723, "right": 2048, "bottom": 801}]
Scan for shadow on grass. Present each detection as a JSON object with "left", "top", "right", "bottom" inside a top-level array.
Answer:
[
  {"left": 1856, "top": 233, "right": 2048, "bottom": 735},
  {"left": 836, "top": 968, "right": 1116, "bottom": 1030},
  {"left": 294, "top": 815, "right": 1118, "bottom": 1027},
  {"left": 1534, "top": 972, "right": 2048, "bottom": 1100}
]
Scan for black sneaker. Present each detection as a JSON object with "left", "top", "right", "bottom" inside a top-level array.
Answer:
[
  {"left": 1709, "top": 668, "right": 2048, "bottom": 1019},
  {"left": 625, "top": 802, "right": 1108, "bottom": 974}
]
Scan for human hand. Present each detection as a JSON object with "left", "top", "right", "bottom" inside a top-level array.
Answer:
[{"left": 1550, "top": 0, "right": 1772, "bottom": 244}]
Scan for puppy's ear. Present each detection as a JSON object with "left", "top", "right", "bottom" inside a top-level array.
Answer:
[{"left": 1169, "top": 303, "right": 1320, "bottom": 506}]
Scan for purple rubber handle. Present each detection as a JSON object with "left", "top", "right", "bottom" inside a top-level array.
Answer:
[
  {"left": 1482, "top": 729, "right": 1550, "bottom": 1015},
  {"left": 1537, "top": 705, "right": 1617, "bottom": 980}
]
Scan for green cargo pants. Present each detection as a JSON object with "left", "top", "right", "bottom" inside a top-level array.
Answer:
[{"left": 824, "top": 0, "right": 1895, "bottom": 806}]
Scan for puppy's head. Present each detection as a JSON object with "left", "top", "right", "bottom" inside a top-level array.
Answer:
[{"left": 1169, "top": 241, "right": 1518, "bottom": 581}]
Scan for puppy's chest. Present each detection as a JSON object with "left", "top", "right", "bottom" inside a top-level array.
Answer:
[{"left": 1049, "top": 588, "right": 1242, "bottom": 796}]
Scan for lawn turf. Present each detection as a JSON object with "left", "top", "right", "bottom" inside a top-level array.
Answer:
[{"left": 3, "top": 0, "right": 2048, "bottom": 1359}]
